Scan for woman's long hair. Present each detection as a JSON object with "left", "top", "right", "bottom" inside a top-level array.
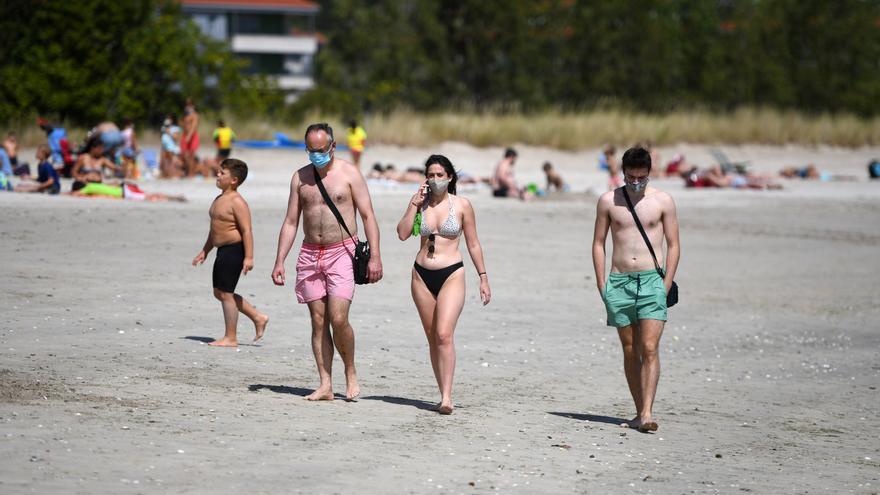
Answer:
[{"left": 424, "top": 154, "right": 458, "bottom": 195}]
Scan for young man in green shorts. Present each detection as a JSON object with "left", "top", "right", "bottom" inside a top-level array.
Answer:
[{"left": 592, "top": 146, "right": 680, "bottom": 432}]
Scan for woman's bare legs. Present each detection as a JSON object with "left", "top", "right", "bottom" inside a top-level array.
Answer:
[{"left": 412, "top": 268, "right": 465, "bottom": 414}]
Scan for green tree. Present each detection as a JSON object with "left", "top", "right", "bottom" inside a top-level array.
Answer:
[{"left": 0, "top": 0, "right": 277, "bottom": 125}]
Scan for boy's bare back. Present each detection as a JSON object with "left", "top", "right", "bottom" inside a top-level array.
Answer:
[{"left": 209, "top": 191, "right": 247, "bottom": 247}]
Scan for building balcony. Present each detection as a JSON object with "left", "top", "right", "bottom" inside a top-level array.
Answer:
[
  {"left": 231, "top": 34, "right": 317, "bottom": 55},
  {"left": 276, "top": 75, "right": 314, "bottom": 91}
]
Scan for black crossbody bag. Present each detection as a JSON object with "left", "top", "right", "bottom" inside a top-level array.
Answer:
[
  {"left": 313, "top": 166, "right": 371, "bottom": 284},
  {"left": 622, "top": 188, "right": 678, "bottom": 308}
]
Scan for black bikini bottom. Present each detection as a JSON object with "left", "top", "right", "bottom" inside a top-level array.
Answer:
[{"left": 414, "top": 261, "right": 464, "bottom": 298}]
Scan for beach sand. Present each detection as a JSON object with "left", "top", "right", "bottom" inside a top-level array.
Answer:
[{"left": 1, "top": 143, "right": 879, "bottom": 493}]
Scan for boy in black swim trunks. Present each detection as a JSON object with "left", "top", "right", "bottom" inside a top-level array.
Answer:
[{"left": 192, "top": 158, "right": 269, "bottom": 347}]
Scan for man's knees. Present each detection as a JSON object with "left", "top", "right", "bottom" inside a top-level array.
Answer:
[
  {"left": 640, "top": 342, "right": 660, "bottom": 358},
  {"left": 329, "top": 314, "right": 350, "bottom": 331}
]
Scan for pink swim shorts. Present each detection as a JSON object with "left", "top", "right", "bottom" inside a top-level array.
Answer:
[{"left": 295, "top": 237, "right": 357, "bottom": 304}]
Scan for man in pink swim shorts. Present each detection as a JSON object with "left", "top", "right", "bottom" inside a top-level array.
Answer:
[
  {"left": 272, "top": 123, "right": 383, "bottom": 402},
  {"left": 295, "top": 237, "right": 357, "bottom": 303}
]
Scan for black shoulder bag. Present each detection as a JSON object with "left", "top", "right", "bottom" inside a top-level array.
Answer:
[
  {"left": 621, "top": 188, "right": 678, "bottom": 307},
  {"left": 313, "top": 166, "right": 371, "bottom": 284}
]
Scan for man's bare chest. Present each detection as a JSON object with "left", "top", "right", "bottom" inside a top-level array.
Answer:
[
  {"left": 610, "top": 203, "right": 661, "bottom": 229},
  {"left": 299, "top": 183, "right": 351, "bottom": 210}
]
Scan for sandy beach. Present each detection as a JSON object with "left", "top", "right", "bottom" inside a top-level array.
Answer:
[{"left": 2, "top": 142, "right": 879, "bottom": 494}]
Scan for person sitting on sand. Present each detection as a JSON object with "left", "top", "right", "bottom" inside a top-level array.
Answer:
[
  {"left": 71, "top": 138, "right": 120, "bottom": 190},
  {"left": 492, "top": 148, "right": 523, "bottom": 198},
  {"left": 4, "top": 132, "right": 31, "bottom": 177},
  {"left": 15, "top": 145, "right": 60, "bottom": 194},
  {"left": 160, "top": 118, "right": 184, "bottom": 178},
  {"left": 119, "top": 119, "right": 139, "bottom": 179},
  {"left": 192, "top": 159, "right": 267, "bottom": 347},
  {"left": 542, "top": 161, "right": 569, "bottom": 192},
  {"left": 665, "top": 153, "right": 686, "bottom": 176}
]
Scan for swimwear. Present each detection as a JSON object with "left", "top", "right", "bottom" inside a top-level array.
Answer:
[
  {"left": 603, "top": 269, "right": 667, "bottom": 327},
  {"left": 415, "top": 196, "right": 464, "bottom": 297},
  {"left": 492, "top": 186, "right": 509, "bottom": 198},
  {"left": 414, "top": 261, "right": 464, "bottom": 298},
  {"left": 420, "top": 195, "right": 462, "bottom": 238},
  {"left": 213, "top": 242, "right": 244, "bottom": 293},
  {"left": 79, "top": 182, "right": 122, "bottom": 198},
  {"left": 217, "top": 148, "right": 231, "bottom": 159},
  {"left": 295, "top": 237, "right": 357, "bottom": 303},
  {"left": 181, "top": 131, "right": 200, "bottom": 153}
]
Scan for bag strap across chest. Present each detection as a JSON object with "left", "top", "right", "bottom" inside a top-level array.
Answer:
[
  {"left": 621, "top": 187, "right": 664, "bottom": 277},
  {"left": 313, "top": 165, "right": 354, "bottom": 239}
]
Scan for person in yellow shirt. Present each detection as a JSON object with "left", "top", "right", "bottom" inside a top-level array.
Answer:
[
  {"left": 346, "top": 119, "right": 367, "bottom": 169},
  {"left": 213, "top": 120, "right": 236, "bottom": 160}
]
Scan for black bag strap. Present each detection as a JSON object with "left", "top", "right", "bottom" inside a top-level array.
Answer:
[
  {"left": 313, "top": 165, "right": 354, "bottom": 240},
  {"left": 621, "top": 187, "right": 665, "bottom": 277}
]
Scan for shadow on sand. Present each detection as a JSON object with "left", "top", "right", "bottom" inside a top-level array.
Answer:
[
  {"left": 182, "top": 336, "right": 261, "bottom": 346},
  {"left": 248, "top": 384, "right": 315, "bottom": 397},
  {"left": 361, "top": 395, "right": 437, "bottom": 411},
  {"left": 548, "top": 412, "right": 629, "bottom": 426}
]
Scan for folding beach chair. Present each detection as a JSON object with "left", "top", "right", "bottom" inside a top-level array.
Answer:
[{"left": 709, "top": 148, "right": 750, "bottom": 174}]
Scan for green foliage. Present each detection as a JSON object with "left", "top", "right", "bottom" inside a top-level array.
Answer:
[
  {"left": 312, "top": 0, "right": 880, "bottom": 116},
  {"left": 0, "top": 0, "right": 278, "bottom": 125}
]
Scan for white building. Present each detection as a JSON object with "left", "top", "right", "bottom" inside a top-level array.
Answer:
[{"left": 181, "top": 0, "right": 321, "bottom": 101}]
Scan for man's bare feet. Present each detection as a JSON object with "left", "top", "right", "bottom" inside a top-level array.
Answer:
[
  {"left": 208, "top": 338, "right": 238, "bottom": 347},
  {"left": 254, "top": 314, "right": 269, "bottom": 342},
  {"left": 344, "top": 371, "right": 360, "bottom": 402},
  {"left": 437, "top": 400, "right": 454, "bottom": 415},
  {"left": 304, "top": 386, "right": 334, "bottom": 401},
  {"left": 634, "top": 417, "right": 659, "bottom": 432},
  {"left": 620, "top": 416, "right": 639, "bottom": 428}
]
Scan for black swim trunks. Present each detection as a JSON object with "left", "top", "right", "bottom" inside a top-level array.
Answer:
[
  {"left": 213, "top": 242, "right": 244, "bottom": 293},
  {"left": 492, "top": 186, "right": 509, "bottom": 198}
]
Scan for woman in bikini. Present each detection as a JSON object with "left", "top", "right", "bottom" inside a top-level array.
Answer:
[
  {"left": 396, "top": 154, "right": 491, "bottom": 414},
  {"left": 71, "top": 138, "right": 119, "bottom": 189}
]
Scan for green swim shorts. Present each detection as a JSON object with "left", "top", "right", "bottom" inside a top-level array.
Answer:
[{"left": 602, "top": 269, "right": 668, "bottom": 327}]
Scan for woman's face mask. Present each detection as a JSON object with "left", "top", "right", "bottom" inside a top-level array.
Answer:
[{"left": 427, "top": 178, "right": 450, "bottom": 194}]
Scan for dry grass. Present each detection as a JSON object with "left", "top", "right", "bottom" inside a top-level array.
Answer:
[
  {"left": 358, "top": 107, "right": 880, "bottom": 149},
  {"left": 7, "top": 107, "right": 879, "bottom": 150}
]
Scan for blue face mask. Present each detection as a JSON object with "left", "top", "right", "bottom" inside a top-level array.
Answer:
[{"left": 309, "top": 144, "right": 333, "bottom": 168}]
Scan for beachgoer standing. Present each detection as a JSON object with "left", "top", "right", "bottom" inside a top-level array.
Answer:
[
  {"left": 592, "top": 146, "right": 680, "bottom": 432},
  {"left": 271, "top": 123, "right": 383, "bottom": 401},
  {"left": 346, "top": 120, "right": 367, "bottom": 170},
  {"left": 213, "top": 120, "right": 236, "bottom": 160},
  {"left": 396, "top": 155, "right": 491, "bottom": 414},
  {"left": 192, "top": 158, "right": 269, "bottom": 347},
  {"left": 181, "top": 98, "right": 200, "bottom": 176}
]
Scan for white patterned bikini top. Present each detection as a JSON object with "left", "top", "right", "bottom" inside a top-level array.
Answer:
[{"left": 420, "top": 195, "right": 462, "bottom": 238}]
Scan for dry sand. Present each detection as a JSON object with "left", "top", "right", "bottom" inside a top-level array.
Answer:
[{"left": 1, "top": 143, "right": 879, "bottom": 494}]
